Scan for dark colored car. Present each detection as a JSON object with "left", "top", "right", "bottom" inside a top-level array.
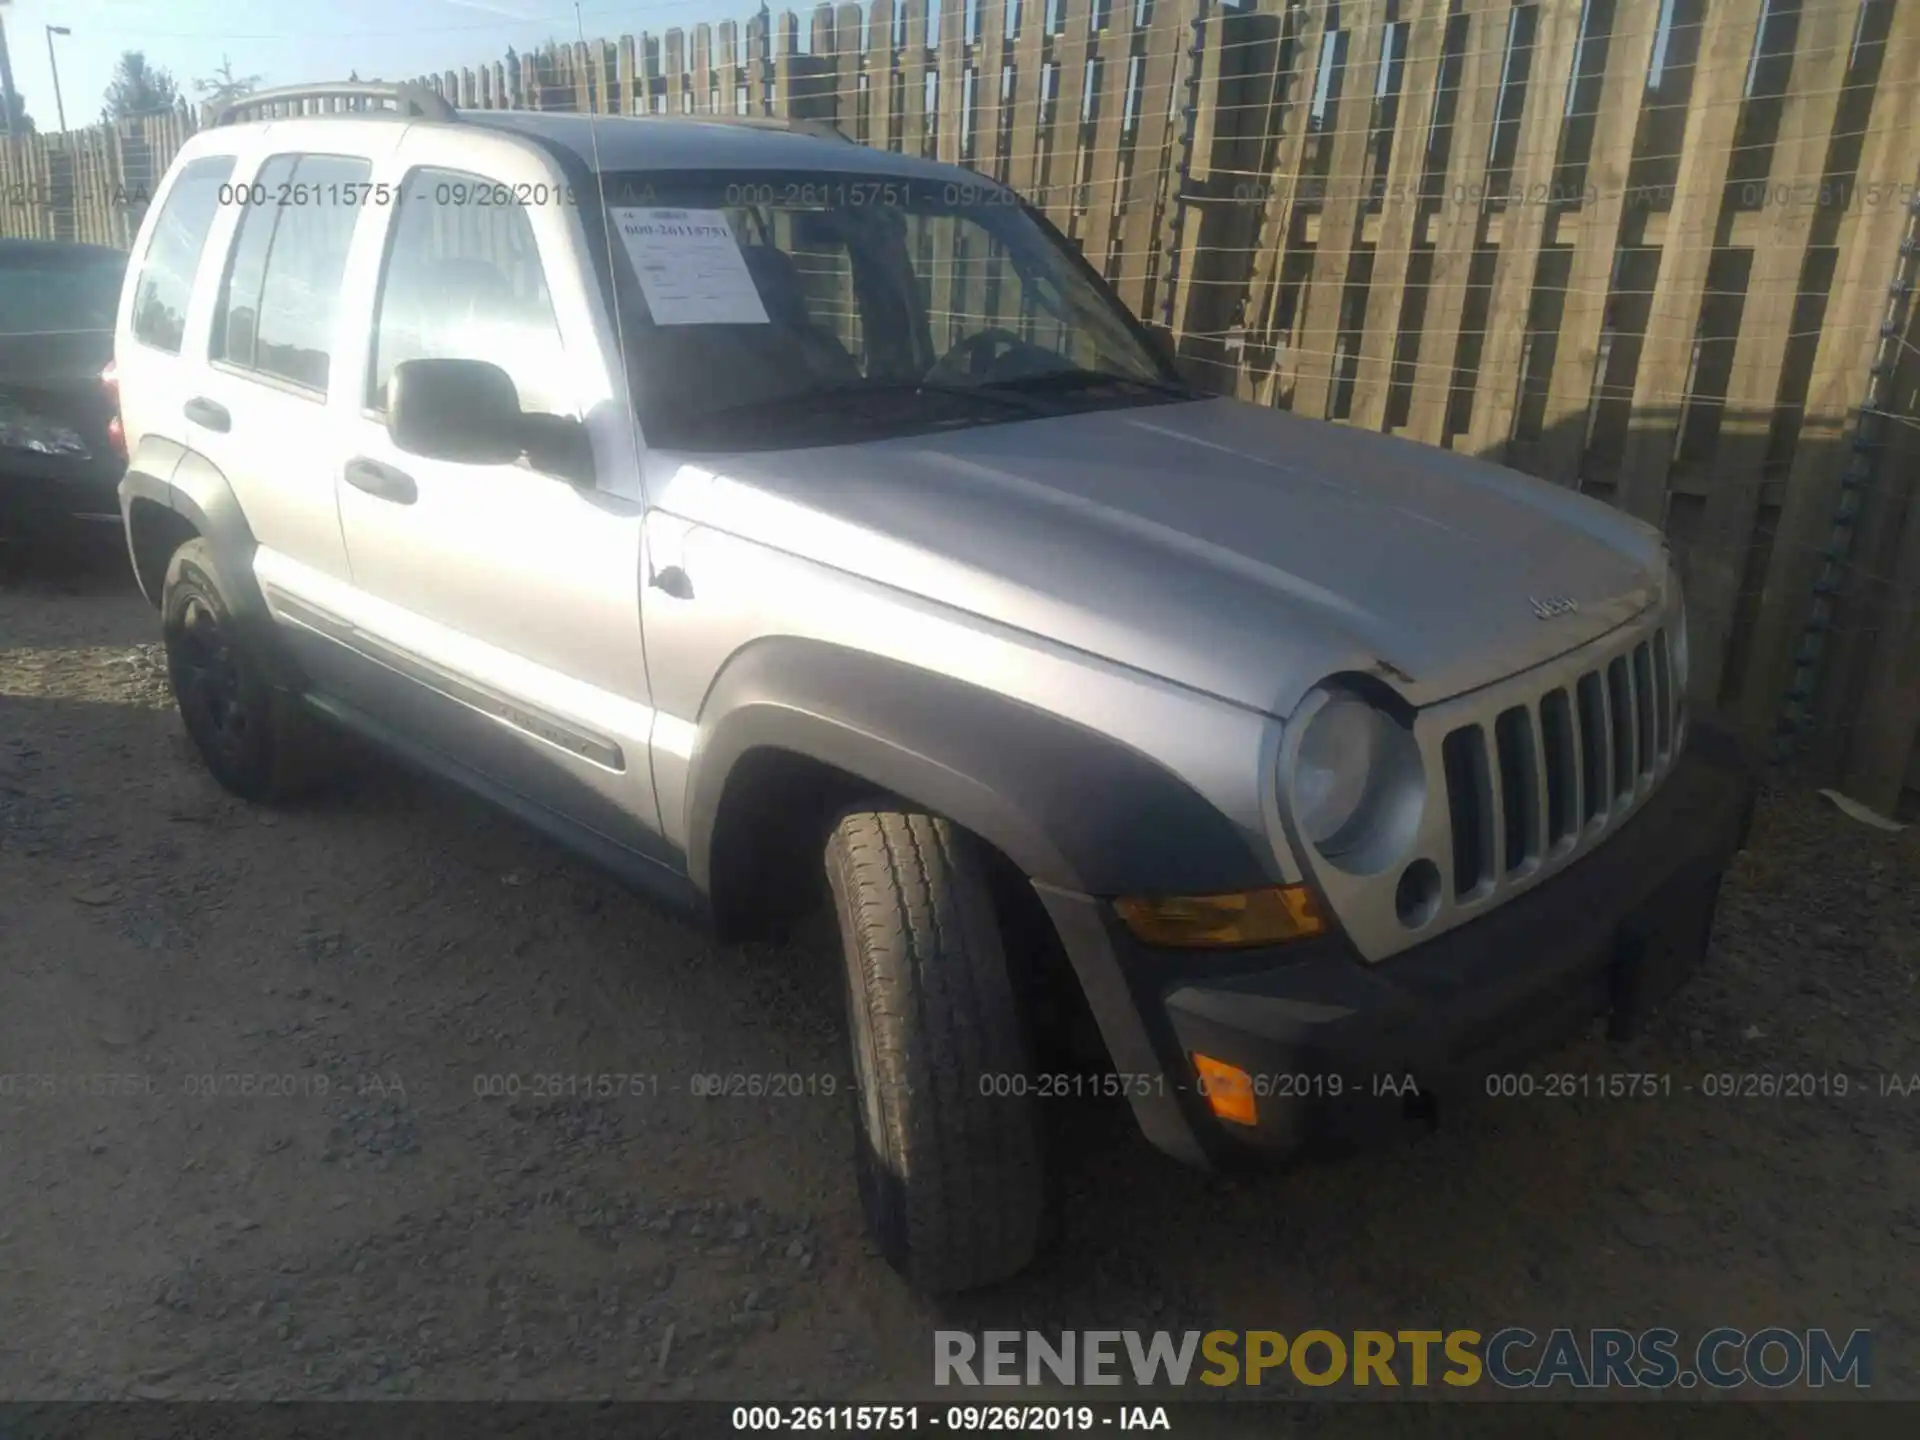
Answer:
[{"left": 0, "top": 238, "right": 129, "bottom": 527}]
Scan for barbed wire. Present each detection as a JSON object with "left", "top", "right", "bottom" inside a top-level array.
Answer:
[
  {"left": 509, "top": 0, "right": 1892, "bottom": 130},
  {"left": 21, "top": 0, "right": 1873, "bottom": 175},
  {"left": 488, "top": 71, "right": 1920, "bottom": 209}
]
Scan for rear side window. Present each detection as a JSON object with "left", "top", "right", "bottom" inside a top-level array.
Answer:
[
  {"left": 130, "top": 156, "right": 235, "bottom": 354},
  {"left": 211, "top": 156, "right": 297, "bottom": 368},
  {"left": 368, "top": 167, "right": 569, "bottom": 416},
  {"left": 213, "top": 153, "right": 371, "bottom": 392}
]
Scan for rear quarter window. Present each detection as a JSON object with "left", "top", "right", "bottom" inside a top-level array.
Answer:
[
  {"left": 244, "top": 154, "right": 373, "bottom": 392},
  {"left": 130, "top": 155, "right": 236, "bottom": 354}
]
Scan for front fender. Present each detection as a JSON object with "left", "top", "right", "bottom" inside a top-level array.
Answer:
[{"left": 684, "top": 638, "right": 1272, "bottom": 898}]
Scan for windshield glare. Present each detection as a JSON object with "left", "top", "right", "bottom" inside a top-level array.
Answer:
[{"left": 596, "top": 171, "right": 1180, "bottom": 450}]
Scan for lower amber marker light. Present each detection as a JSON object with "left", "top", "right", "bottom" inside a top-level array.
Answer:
[
  {"left": 1113, "top": 883, "right": 1328, "bottom": 949},
  {"left": 1191, "top": 1053, "right": 1258, "bottom": 1126}
]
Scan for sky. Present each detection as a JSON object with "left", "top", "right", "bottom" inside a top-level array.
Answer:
[{"left": 0, "top": 0, "right": 765, "bottom": 130}]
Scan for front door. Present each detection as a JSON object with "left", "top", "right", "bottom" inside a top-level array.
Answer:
[{"left": 328, "top": 143, "right": 663, "bottom": 864}]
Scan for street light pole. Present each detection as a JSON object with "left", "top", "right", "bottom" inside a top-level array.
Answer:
[
  {"left": 46, "top": 24, "right": 69, "bottom": 133},
  {"left": 0, "top": 2, "right": 22, "bottom": 141}
]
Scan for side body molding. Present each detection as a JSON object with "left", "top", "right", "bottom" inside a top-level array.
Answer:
[{"left": 682, "top": 638, "right": 1272, "bottom": 900}]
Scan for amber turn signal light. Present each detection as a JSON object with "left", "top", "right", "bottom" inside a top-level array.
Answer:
[
  {"left": 1113, "top": 884, "right": 1328, "bottom": 949},
  {"left": 1191, "top": 1053, "right": 1259, "bottom": 1127}
]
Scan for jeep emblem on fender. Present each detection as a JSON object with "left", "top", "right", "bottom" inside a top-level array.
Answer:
[{"left": 1531, "top": 594, "right": 1580, "bottom": 620}]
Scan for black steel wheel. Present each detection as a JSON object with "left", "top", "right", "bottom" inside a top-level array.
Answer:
[{"left": 160, "top": 538, "right": 330, "bottom": 803}]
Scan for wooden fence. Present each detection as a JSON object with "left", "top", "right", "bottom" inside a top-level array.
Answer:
[{"left": 4, "top": 0, "right": 1919, "bottom": 814}]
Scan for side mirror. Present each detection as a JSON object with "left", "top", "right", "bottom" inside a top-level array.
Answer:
[
  {"left": 1143, "top": 321, "right": 1204, "bottom": 390},
  {"left": 388, "top": 358, "right": 525, "bottom": 465}
]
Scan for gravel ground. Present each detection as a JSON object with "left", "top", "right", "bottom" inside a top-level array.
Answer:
[{"left": 1, "top": 524, "right": 1917, "bottom": 1417}]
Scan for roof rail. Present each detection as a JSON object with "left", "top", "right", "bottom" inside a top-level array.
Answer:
[
  {"left": 213, "top": 82, "right": 456, "bottom": 127},
  {"left": 662, "top": 114, "right": 852, "bottom": 144}
]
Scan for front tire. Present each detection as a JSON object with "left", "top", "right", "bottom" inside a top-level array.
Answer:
[
  {"left": 161, "top": 538, "right": 329, "bottom": 804},
  {"left": 825, "top": 809, "right": 1045, "bottom": 1294}
]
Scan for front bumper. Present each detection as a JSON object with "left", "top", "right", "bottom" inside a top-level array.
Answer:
[{"left": 1034, "top": 720, "right": 1757, "bottom": 1170}]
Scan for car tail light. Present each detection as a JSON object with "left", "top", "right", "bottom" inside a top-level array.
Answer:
[{"left": 101, "top": 359, "right": 126, "bottom": 461}]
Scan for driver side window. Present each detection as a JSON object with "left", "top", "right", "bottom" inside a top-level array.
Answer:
[{"left": 368, "top": 168, "right": 571, "bottom": 418}]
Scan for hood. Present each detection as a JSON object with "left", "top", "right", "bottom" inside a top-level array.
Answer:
[{"left": 648, "top": 397, "right": 1669, "bottom": 716}]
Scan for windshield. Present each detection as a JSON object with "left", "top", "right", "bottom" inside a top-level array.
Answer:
[
  {"left": 0, "top": 250, "right": 126, "bottom": 337},
  {"left": 591, "top": 170, "right": 1190, "bottom": 451}
]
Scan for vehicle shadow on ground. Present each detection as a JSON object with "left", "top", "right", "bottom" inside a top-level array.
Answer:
[
  {"left": 0, "top": 519, "right": 153, "bottom": 652},
  {"left": 0, "top": 517, "right": 133, "bottom": 588}
]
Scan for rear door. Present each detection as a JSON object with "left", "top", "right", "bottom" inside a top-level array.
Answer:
[
  {"left": 184, "top": 144, "right": 395, "bottom": 589},
  {"left": 327, "top": 135, "right": 665, "bottom": 863},
  {"left": 115, "top": 152, "right": 236, "bottom": 474}
]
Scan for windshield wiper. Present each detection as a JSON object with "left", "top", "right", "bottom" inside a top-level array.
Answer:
[
  {"left": 841, "top": 380, "right": 1056, "bottom": 414},
  {"left": 684, "top": 379, "right": 1053, "bottom": 431},
  {"left": 982, "top": 368, "right": 1200, "bottom": 400}
]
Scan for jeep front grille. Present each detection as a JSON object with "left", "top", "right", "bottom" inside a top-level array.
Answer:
[
  {"left": 1286, "top": 608, "right": 1687, "bottom": 964},
  {"left": 1439, "top": 627, "right": 1678, "bottom": 902}
]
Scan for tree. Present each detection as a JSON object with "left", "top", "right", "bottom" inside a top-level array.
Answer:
[
  {"left": 3, "top": 92, "right": 32, "bottom": 136},
  {"left": 194, "top": 55, "right": 263, "bottom": 111},
  {"left": 102, "top": 51, "right": 182, "bottom": 121}
]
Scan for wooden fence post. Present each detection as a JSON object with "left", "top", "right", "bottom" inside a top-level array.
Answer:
[
  {"left": 1532, "top": 2, "right": 1660, "bottom": 486},
  {"left": 1402, "top": 0, "right": 1510, "bottom": 447},
  {"left": 1686, "top": 0, "right": 1856, "bottom": 706},
  {"left": 900, "top": 0, "right": 932, "bottom": 157},
  {"left": 1288, "top": 2, "right": 1389, "bottom": 420},
  {"left": 1113, "top": 0, "right": 1197, "bottom": 323},
  {"left": 1347, "top": 0, "right": 1451, "bottom": 431},
  {"left": 1076, "top": 0, "right": 1134, "bottom": 275},
  {"left": 1241, "top": 0, "right": 1328, "bottom": 405},
  {"left": 1004, "top": 0, "right": 1048, "bottom": 194},
  {"left": 1838, "top": 337, "right": 1920, "bottom": 811},
  {"left": 868, "top": 2, "right": 898, "bottom": 148},
  {"left": 1610, "top": 0, "right": 1768, "bottom": 524},
  {"left": 1458, "top": 0, "right": 1584, "bottom": 459},
  {"left": 1734, "top": 0, "right": 1920, "bottom": 743}
]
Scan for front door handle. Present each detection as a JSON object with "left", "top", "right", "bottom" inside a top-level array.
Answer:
[
  {"left": 343, "top": 457, "right": 418, "bottom": 506},
  {"left": 183, "top": 397, "right": 230, "bottom": 432}
]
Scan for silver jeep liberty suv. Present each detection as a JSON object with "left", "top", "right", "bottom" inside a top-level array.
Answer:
[{"left": 114, "top": 83, "right": 1755, "bottom": 1295}]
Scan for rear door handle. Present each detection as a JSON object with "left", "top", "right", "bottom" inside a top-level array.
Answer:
[
  {"left": 343, "top": 457, "right": 419, "bottom": 506},
  {"left": 183, "top": 397, "right": 230, "bottom": 432}
]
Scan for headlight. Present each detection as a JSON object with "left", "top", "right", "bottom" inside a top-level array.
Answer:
[
  {"left": 1668, "top": 581, "right": 1690, "bottom": 749},
  {"left": 1670, "top": 589, "right": 1690, "bottom": 695},
  {"left": 1287, "top": 689, "right": 1425, "bottom": 874},
  {"left": 1293, "top": 696, "right": 1385, "bottom": 848}
]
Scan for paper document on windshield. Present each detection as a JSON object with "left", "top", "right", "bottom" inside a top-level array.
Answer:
[{"left": 611, "top": 208, "right": 770, "bottom": 326}]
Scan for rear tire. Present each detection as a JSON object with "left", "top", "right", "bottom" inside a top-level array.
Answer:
[
  {"left": 825, "top": 808, "right": 1045, "bottom": 1294},
  {"left": 161, "top": 538, "right": 331, "bottom": 804}
]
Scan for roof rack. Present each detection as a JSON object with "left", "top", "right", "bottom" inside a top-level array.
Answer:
[
  {"left": 662, "top": 114, "right": 851, "bottom": 144},
  {"left": 213, "top": 82, "right": 456, "bottom": 127}
]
